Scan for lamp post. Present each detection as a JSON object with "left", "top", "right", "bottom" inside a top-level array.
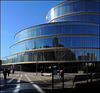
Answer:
[
  {"left": 86, "top": 63, "right": 89, "bottom": 83},
  {"left": 20, "top": 65, "right": 21, "bottom": 73},
  {"left": 36, "top": 61, "right": 38, "bottom": 75},
  {"left": 62, "top": 65, "right": 64, "bottom": 89},
  {"left": 90, "top": 63, "right": 93, "bottom": 83},
  {"left": 52, "top": 64, "right": 54, "bottom": 90},
  {"left": 36, "top": 52, "right": 38, "bottom": 75}
]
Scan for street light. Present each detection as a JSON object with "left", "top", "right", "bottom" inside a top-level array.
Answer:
[{"left": 86, "top": 63, "right": 89, "bottom": 83}]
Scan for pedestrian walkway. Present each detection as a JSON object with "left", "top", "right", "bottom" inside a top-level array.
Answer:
[
  {"left": 0, "top": 72, "right": 45, "bottom": 93},
  {"left": 1, "top": 71, "right": 100, "bottom": 93},
  {"left": 0, "top": 83, "right": 45, "bottom": 93}
]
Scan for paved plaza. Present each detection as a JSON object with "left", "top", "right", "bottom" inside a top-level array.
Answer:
[
  {"left": 0, "top": 71, "right": 78, "bottom": 93},
  {"left": 0, "top": 71, "right": 100, "bottom": 93}
]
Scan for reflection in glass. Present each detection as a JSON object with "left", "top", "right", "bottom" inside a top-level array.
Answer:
[{"left": 11, "top": 35, "right": 99, "bottom": 54}]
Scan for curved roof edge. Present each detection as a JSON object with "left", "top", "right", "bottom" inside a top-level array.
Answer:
[
  {"left": 45, "top": 0, "right": 100, "bottom": 18},
  {"left": 47, "top": 11, "right": 100, "bottom": 23}
]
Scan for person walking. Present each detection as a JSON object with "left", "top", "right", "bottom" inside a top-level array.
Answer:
[
  {"left": 12, "top": 69, "right": 14, "bottom": 74},
  {"left": 40, "top": 69, "right": 43, "bottom": 76},
  {"left": 3, "top": 69, "right": 7, "bottom": 85},
  {"left": 7, "top": 68, "right": 10, "bottom": 77},
  {"left": 60, "top": 70, "right": 63, "bottom": 79}
]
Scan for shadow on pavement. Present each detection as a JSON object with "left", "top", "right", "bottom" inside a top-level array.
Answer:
[{"left": 43, "top": 80, "right": 100, "bottom": 93}]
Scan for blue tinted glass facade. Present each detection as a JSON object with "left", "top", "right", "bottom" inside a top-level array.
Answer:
[
  {"left": 45, "top": 0, "right": 100, "bottom": 23},
  {"left": 14, "top": 22, "right": 99, "bottom": 43},
  {"left": 11, "top": 35, "right": 99, "bottom": 54},
  {"left": 2, "top": 0, "right": 100, "bottom": 65},
  {"left": 50, "top": 13, "right": 100, "bottom": 23}
]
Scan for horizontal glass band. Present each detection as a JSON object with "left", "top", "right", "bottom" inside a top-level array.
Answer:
[
  {"left": 11, "top": 34, "right": 100, "bottom": 48},
  {"left": 48, "top": 11, "right": 100, "bottom": 23},
  {"left": 14, "top": 21, "right": 100, "bottom": 43},
  {"left": 2, "top": 60, "right": 100, "bottom": 65},
  {"left": 2, "top": 48, "right": 100, "bottom": 65},
  {"left": 45, "top": 0, "right": 100, "bottom": 17},
  {"left": 46, "top": 0, "right": 100, "bottom": 22},
  {"left": 9, "top": 47, "right": 100, "bottom": 56}
]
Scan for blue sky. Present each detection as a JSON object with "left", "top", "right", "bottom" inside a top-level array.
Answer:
[{"left": 1, "top": 0, "right": 64, "bottom": 58}]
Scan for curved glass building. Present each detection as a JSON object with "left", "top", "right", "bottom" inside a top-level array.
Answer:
[{"left": 2, "top": 0, "right": 100, "bottom": 72}]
